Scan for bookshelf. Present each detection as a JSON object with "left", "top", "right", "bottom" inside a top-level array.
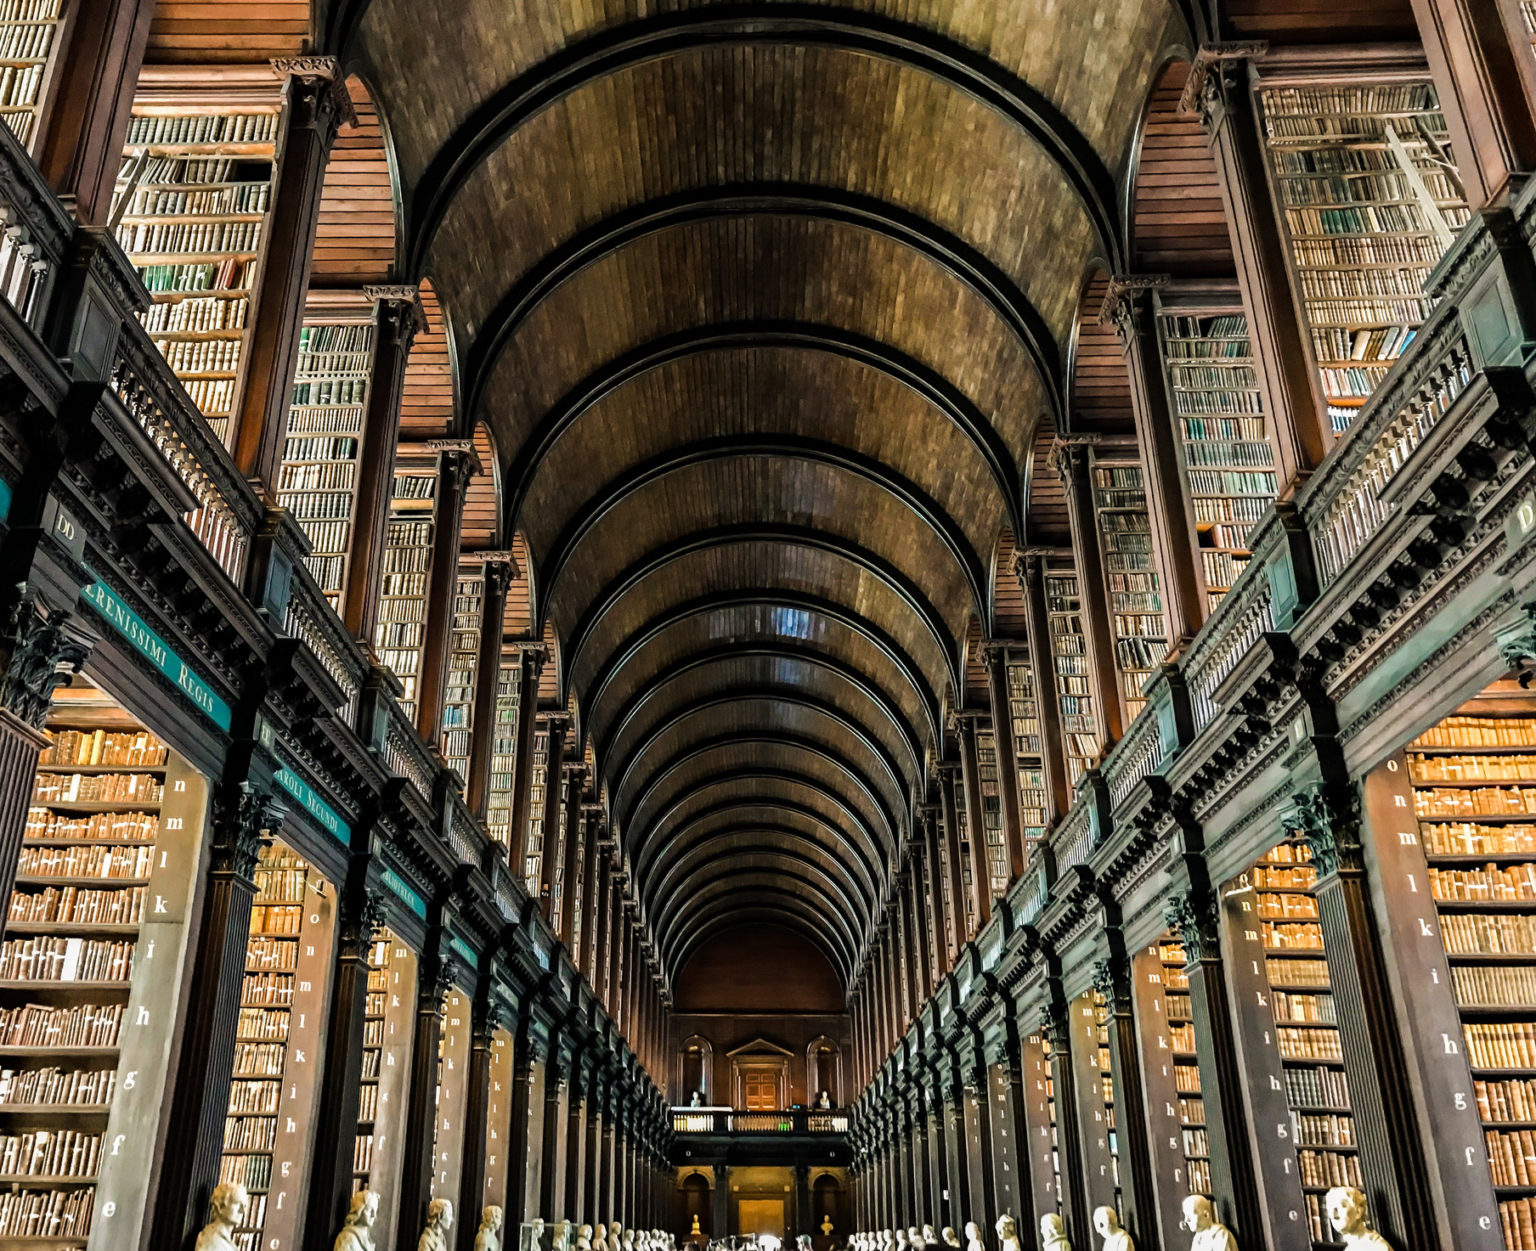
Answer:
[
  {"left": 0, "top": 0, "right": 66, "bottom": 148},
  {"left": 1158, "top": 939, "right": 1210, "bottom": 1195},
  {"left": 522, "top": 722, "right": 551, "bottom": 897},
  {"left": 953, "top": 798, "right": 976, "bottom": 939},
  {"left": 440, "top": 567, "right": 484, "bottom": 784},
  {"left": 1091, "top": 457, "right": 1169, "bottom": 720},
  {"left": 221, "top": 842, "right": 332, "bottom": 1251},
  {"left": 1, "top": 683, "right": 205, "bottom": 1251},
  {"left": 484, "top": 655, "right": 522, "bottom": 852},
  {"left": 1404, "top": 708, "right": 1536, "bottom": 1247},
  {"left": 1044, "top": 568, "right": 1100, "bottom": 785},
  {"left": 114, "top": 98, "right": 281, "bottom": 444},
  {"left": 352, "top": 937, "right": 387, "bottom": 1194},
  {"left": 373, "top": 456, "right": 438, "bottom": 716},
  {"left": 1156, "top": 308, "right": 1279, "bottom": 611},
  {"left": 1257, "top": 76, "right": 1471, "bottom": 433},
  {"left": 1069, "top": 991, "right": 1121, "bottom": 1216},
  {"left": 276, "top": 314, "right": 375, "bottom": 606},
  {"left": 362, "top": 934, "right": 415, "bottom": 1251},
  {"left": 1004, "top": 652, "right": 1049, "bottom": 840},
  {"left": 1243, "top": 839, "right": 1357, "bottom": 1248},
  {"left": 974, "top": 728, "right": 1010, "bottom": 898},
  {"left": 430, "top": 988, "right": 469, "bottom": 1207}
]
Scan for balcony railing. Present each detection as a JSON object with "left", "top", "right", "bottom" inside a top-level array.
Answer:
[{"left": 671, "top": 1107, "right": 850, "bottom": 1135}]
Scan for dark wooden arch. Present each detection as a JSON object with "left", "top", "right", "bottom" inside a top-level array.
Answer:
[
  {"left": 660, "top": 879, "right": 859, "bottom": 982},
  {"left": 671, "top": 898, "right": 855, "bottom": 986}
]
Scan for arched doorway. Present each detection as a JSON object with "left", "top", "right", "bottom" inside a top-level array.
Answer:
[
  {"left": 680, "top": 1170, "right": 711, "bottom": 1241},
  {"left": 680, "top": 1035, "right": 713, "bottom": 1103},
  {"left": 811, "top": 1172, "right": 844, "bottom": 1251},
  {"left": 806, "top": 1036, "right": 842, "bottom": 1106}
]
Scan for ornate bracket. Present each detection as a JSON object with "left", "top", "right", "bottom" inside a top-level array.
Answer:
[
  {"left": 1164, "top": 888, "right": 1218, "bottom": 964},
  {"left": 1291, "top": 783, "right": 1363, "bottom": 878},
  {"left": 0, "top": 601, "right": 89, "bottom": 730},
  {"left": 1499, "top": 601, "right": 1536, "bottom": 686},
  {"left": 211, "top": 782, "right": 275, "bottom": 883},
  {"left": 270, "top": 56, "right": 357, "bottom": 141},
  {"left": 1178, "top": 42, "right": 1269, "bottom": 128},
  {"left": 1099, "top": 274, "right": 1171, "bottom": 346}
]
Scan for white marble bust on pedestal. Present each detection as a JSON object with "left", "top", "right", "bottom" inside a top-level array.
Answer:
[{"left": 195, "top": 1183, "right": 249, "bottom": 1251}]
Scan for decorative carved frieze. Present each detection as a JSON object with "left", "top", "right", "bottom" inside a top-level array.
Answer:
[
  {"left": 1291, "top": 782, "right": 1363, "bottom": 878},
  {"left": 1178, "top": 42, "right": 1268, "bottom": 129},
  {"left": 1164, "top": 888, "right": 1219, "bottom": 964},
  {"left": 211, "top": 783, "right": 275, "bottom": 884},
  {"left": 0, "top": 601, "right": 88, "bottom": 729}
]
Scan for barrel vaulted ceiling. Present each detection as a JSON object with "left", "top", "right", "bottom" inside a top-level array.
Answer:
[{"left": 344, "top": 0, "right": 1182, "bottom": 990}]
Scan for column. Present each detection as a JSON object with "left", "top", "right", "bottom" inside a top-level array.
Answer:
[
  {"left": 1042, "top": 998, "right": 1090, "bottom": 1244},
  {"left": 535, "top": 713, "right": 570, "bottom": 918},
  {"left": 991, "top": 1032, "right": 1035, "bottom": 1230},
  {"left": 953, "top": 713, "right": 992, "bottom": 930},
  {"left": 795, "top": 1161, "right": 812, "bottom": 1237},
  {"left": 1408, "top": 0, "right": 1536, "bottom": 209},
  {"left": 540, "top": 1048, "right": 570, "bottom": 1220},
  {"left": 415, "top": 446, "right": 475, "bottom": 745},
  {"left": 566, "top": 1058, "right": 589, "bottom": 1224},
  {"left": 466, "top": 558, "right": 514, "bottom": 816},
  {"left": 585, "top": 1083, "right": 605, "bottom": 1224},
  {"left": 904, "top": 852, "right": 932, "bottom": 1002},
  {"left": 506, "top": 646, "right": 547, "bottom": 886},
  {"left": 455, "top": 988, "right": 498, "bottom": 1251},
  {"left": 558, "top": 764, "right": 589, "bottom": 941},
  {"left": 1053, "top": 441, "right": 1125, "bottom": 744},
  {"left": 341, "top": 288, "right": 423, "bottom": 641},
  {"left": 588, "top": 842, "right": 612, "bottom": 988},
  {"left": 600, "top": 1088, "right": 619, "bottom": 1221},
  {"left": 939, "top": 1066, "right": 970, "bottom": 1232},
  {"left": 396, "top": 944, "right": 448, "bottom": 1243},
  {"left": 144, "top": 786, "right": 271, "bottom": 1246},
  {"left": 1187, "top": 48, "right": 1332, "bottom": 487},
  {"left": 712, "top": 1163, "right": 730, "bottom": 1237},
  {"left": 507, "top": 1027, "right": 541, "bottom": 1226},
  {"left": 923, "top": 1083, "right": 947, "bottom": 1230},
  {"left": 907, "top": 1096, "right": 931, "bottom": 1228},
  {"left": 1014, "top": 552, "right": 1071, "bottom": 818},
  {"left": 981, "top": 643, "right": 1029, "bottom": 876},
  {"left": 957, "top": 1049, "right": 994, "bottom": 1233},
  {"left": 936, "top": 764, "right": 968, "bottom": 954},
  {"left": 1102, "top": 277, "right": 1206, "bottom": 647},
  {"left": 230, "top": 60, "right": 352, "bottom": 489},
  {"left": 300, "top": 858, "right": 383, "bottom": 1251},
  {"left": 1090, "top": 951, "right": 1157, "bottom": 1248}
]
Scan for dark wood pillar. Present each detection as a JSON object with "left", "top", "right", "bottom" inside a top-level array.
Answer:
[
  {"left": 953, "top": 712, "right": 992, "bottom": 930},
  {"left": 566, "top": 1057, "right": 589, "bottom": 1223},
  {"left": 958, "top": 1044, "right": 994, "bottom": 1232},
  {"left": 981, "top": 642, "right": 1029, "bottom": 876},
  {"left": 466, "top": 558, "right": 514, "bottom": 816},
  {"left": 598, "top": 1087, "right": 618, "bottom": 1222},
  {"left": 144, "top": 784, "right": 271, "bottom": 1247},
  {"left": 1102, "top": 277, "right": 1206, "bottom": 649},
  {"left": 230, "top": 61, "right": 351, "bottom": 490},
  {"left": 415, "top": 446, "right": 474, "bottom": 743},
  {"left": 923, "top": 1088, "right": 947, "bottom": 1230},
  {"left": 904, "top": 849, "right": 933, "bottom": 1001},
  {"left": 557, "top": 764, "right": 588, "bottom": 942},
  {"left": 585, "top": 1081, "right": 604, "bottom": 1224},
  {"left": 1091, "top": 947, "right": 1158, "bottom": 1250},
  {"left": 32, "top": 0, "right": 153, "bottom": 225},
  {"left": 540, "top": 1047, "right": 570, "bottom": 1221},
  {"left": 936, "top": 763, "right": 968, "bottom": 953},
  {"left": 1042, "top": 995, "right": 1091, "bottom": 1247},
  {"left": 396, "top": 943, "right": 447, "bottom": 1244},
  {"left": 507, "top": 1027, "right": 541, "bottom": 1227},
  {"left": 456, "top": 985, "right": 498, "bottom": 1251},
  {"left": 341, "top": 288, "right": 423, "bottom": 642},
  {"left": 506, "top": 646, "right": 547, "bottom": 881},
  {"left": 1409, "top": 0, "right": 1536, "bottom": 209},
  {"left": 536, "top": 713, "right": 570, "bottom": 919},
  {"left": 300, "top": 850, "right": 383, "bottom": 1251},
  {"left": 578, "top": 815, "right": 602, "bottom": 975},
  {"left": 919, "top": 806, "right": 947, "bottom": 987},
  {"left": 1016, "top": 1022, "right": 1059, "bottom": 1233},
  {"left": 588, "top": 843, "right": 612, "bottom": 990},
  {"left": 939, "top": 1065, "right": 970, "bottom": 1232},
  {"left": 1186, "top": 48, "right": 1331, "bottom": 489},
  {"left": 711, "top": 1161, "right": 729, "bottom": 1237},
  {"left": 1053, "top": 442, "right": 1124, "bottom": 745},
  {"left": 1015, "top": 553, "right": 1072, "bottom": 819}
]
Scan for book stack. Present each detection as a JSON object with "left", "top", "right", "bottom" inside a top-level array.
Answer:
[
  {"left": 484, "top": 656, "right": 523, "bottom": 852},
  {"left": 1044, "top": 568, "right": 1099, "bottom": 785},
  {"left": 353, "top": 938, "right": 389, "bottom": 1194},
  {"left": 1091, "top": 459, "right": 1168, "bottom": 720},
  {"left": 276, "top": 320, "right": 376, "bottom": 604},
  {"left": 974, "top": 729, "right": 1011, "bottom": 898},
  {"left": 1003, "top": 651, "right": 1049, "bottom": 841},
  {"left": 440, "top": 568, "right": 485, "bottom": 785},
  {"left": 1157, "top": 311, "right": 1278, "bottom": 611},
  {"left": 372, "top": 462, "right": 438, "bottom": 715},
  {"left": 1257, "top": 79, "right": 1471, "bottom": 433},
  {"left": 1159, "top": 940, "right": 1211, "bottom": 1195},
  {"left": 112, "top": 103, "right": 280, "bottom": 444},
  {"left": 1090, "top": 991, "right": 1123, "bottom": 1210},
  {"left": 0, "top": 0, "right": 64, "bottom": 147},
  {"left": 523, "top": 720, "right": 551, "bottom": 897}
]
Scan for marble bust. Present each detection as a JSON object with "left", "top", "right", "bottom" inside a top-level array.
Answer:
[
  {"left": 195, "top": 1182, "right": 249, "bottom": 1251},
  {"left": 963, "top": 1221, "right": 984, "bottom": 1251},
  {"left": 1326, "top": 1188, "right": 1392, "bottom": 1249},
  {"left": 1181, "top": 1197, "right": 1236, "bottom": 1251},
  {"left": 419, "top": 1199, "right": 454, "bottom": 1251},
  {"left": 993, "top": 1215, "right": 1019, "bottom": 1251},
  {"left": 335, "top": 1190, "right": 379, "bottom": 1251},
  {"left": 940, "top": 1229, "right": 960, "bottom": 1248},
  {"left": 474, "top": 1207, "right": 503, "bottom": 1251},
  {"left": 1093, "top": 1209, "right": 1134, "bottom": 1251},
  {"left": 1040, "top": 1215, "right": 1072, "bottom": 1251}
]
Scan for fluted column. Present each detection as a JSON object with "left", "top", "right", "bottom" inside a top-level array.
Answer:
[{"left": 465, "top": 557, "right": 515, "bottom": 816}]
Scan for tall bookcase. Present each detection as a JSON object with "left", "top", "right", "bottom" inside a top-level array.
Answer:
[
  {"left": 1403, "top": 706, "right": 1536, "bottom": 1245},
  {"left": 1257, "top": 73, "right": 1471, "bottom": 433},
  {"left": 1156, "top": 303, "right": 1279, "bottom": 611},
  {"left": 221, "top": 842, "right": 332, "bottom": 1251},
  {"left": 1158, "top": 938, "right": 1210, "bottom": 1195},
  {"left": 440, "top": 566, "right": 484, "bottom": 783},
  {"left": 1091, "top": 457, "right": 1169, "bottom": 721},
  {"left": 1004, "top": 651, "right": 1049, "bottom": 839},
  {"left": 0, "top": 0, "right": 66, "bottom": 148},
  {"left": 430, "top": 988, "right": 469, "bottom": 1206},
  {"left": 276, "top": 307, "right": 375, "bottom": 606},
  {"left": 974, "top": 728, "right": 1010, "bottom": 898},
  {"left": 373, "top": 455, "right": 438, "bottom": 716},
  {"left": 485, "top": 655, "right": 522, "bottom": 851},
  {"left": 114, "top": 87, "right": 281, "bottom": 444},
  {"left": 1044, "top": 568, "right": 1099, "bottom": 785},
  {"left": 0, "top": 685, "right": 204, "bottom": 1250},
  {"left": 353, "top": 938, "right": 387, "bottom": 1193},
  {"left": 522, "top": 720, "right": 551, "bottom": 896}
]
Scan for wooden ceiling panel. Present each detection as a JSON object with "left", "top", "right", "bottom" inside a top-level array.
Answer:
[
  {"left": 1223, "top": 0, "right": 1419, "bottom": 43},
  {"left": 398, "top": 282, "right": 454, "bottom": 438},
  {"left": 147, "top": 0, "right": 309, "bottom": 63},
  {"left": 1025, "top": 415, "right": 1069, "bottom": 547},
  {"left": 459, "top": 422, "right": 500, "bottom": 551},
  {"left": 310, "top": 79, "right": 397, "bottom": 287},
  {"left": 1070, "top": 273, "right": 1134, "bottom": 435}
]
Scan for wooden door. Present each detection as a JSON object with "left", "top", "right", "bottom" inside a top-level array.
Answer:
[
  {"left": 743, "top": 1071, "right": 777, "bottom": 1110},
  {"left": 738, "top": 1200, "right": 785, "bottom": 1240}
]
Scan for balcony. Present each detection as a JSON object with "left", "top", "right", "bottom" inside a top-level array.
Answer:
[{"left": 672, "top": 1107, "right": 850, "bottom": 1135}]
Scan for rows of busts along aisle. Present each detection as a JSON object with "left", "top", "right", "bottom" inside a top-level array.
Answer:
[
  {"left": 845, "top": 1187, "right": 1392, "bottom": 1251},
  {"left": 192, "top": 1182, "right": 677, "bottom": 1251}
]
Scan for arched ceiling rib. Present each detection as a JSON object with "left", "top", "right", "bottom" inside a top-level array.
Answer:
[{"left": 347, "top": 0, "right": 1180, "bottom": 990}]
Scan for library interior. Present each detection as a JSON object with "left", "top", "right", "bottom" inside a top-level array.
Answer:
[{"left": 3, "top": 0, "right": 1536, "bottom": 1249}]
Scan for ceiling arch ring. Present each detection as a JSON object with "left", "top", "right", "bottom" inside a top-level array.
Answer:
[
  {"left": 626, "top": 767, "right": 896, "bottom": 869},
  {"left": 651, "top": 850, "right": 868, "bottom": 954},
  {"left": 538, "top": 436, "right": 989, "bottom": 637},
  {"left": 596, "top": 641, "right": 929, "bottom": 804},
  {"left": 608, "top": 690, "right": 912, "bottom": 825},
  {"left": 649, "top": 835, "right": 875, "bottom": 935},
  {"left": 670, "top": 899, "right": 855, "bottom": 986},
  {"left": 400, "top": 4, "right": 1123, "bottom": 276},
  {"left": 641, "top": 819, "right": 880, "bottom": 921},
  {"left": 462, "top": 185, "right": 1063, "bottom": 427},
  {"left": 497, "top": 322, "right": 1024, "bottom": 545},
  {"left": 560, "top": 523, "right": 958, "bottom": 720},
  {"left": 658, "top": 878, "right": 859, "bottom": 980},
  {"left": 580, "top": 589, "right": 937, "bottom": 768},
  {"left": 633, "top": 796, "right": 884, "bottom": 900},
  {"left": 618, "top": 733, "right": 902, "bottom": 858}
]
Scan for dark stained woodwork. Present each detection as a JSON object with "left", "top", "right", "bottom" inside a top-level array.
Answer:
[
  {"left": 954, "top": 712, "right": 993, "bottom": 932},
  {"left": 455, "top": 994, "right": 496, "bottom": 1251},
  {"left": 310, "top": 79, "right": 396, "bottom": 287},
  {"left": 937, "top": 762, "right": 968, "bottom": 954},
  {"left": 465, "top": 559, "right": 515, "bottom": 816},
  {"left": 557, "top": 763, "right": 587, "bottom": 942},
  {"left": 536, "top": 714, "right": 569, "bottom": 920},
  {"left": 1055, "top": 442, "right": 1126, "bottom": 746},
  {"left": 506, "top": 647, "right": 546, "bottom": 883},
  {"left": 982, "top": 641, "right": 1029, "bottom": 878},
  {"left": 396, "top": 944, "right": 446, "bottom": 1246},
  {"left": 414, "top": 448, "right": 474, "bottom": 746},
  {"left": 1016, "top": 552, "right": 1072, "bottom": 821}
]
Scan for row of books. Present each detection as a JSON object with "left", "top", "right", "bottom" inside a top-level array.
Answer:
[
  {"left": 1259, "top": 890, "right": 1320, "bottom": 920},
  {"left": 32, "top": 772, "right": 161, "bottom": 805},
  {"left": 1201, "top": 550, "right": 1248, "bottom": 591},
  {"left": 0, "top": 1003, "right": 122, "bottom": 1048},
  {"left": 120, "top": 182, "right": 269, "bottom": 219},
  {"left": 0, "top": 937, "right": 133, "bottom": 982},
  {"left": 241, "top": 972, "right": 293, "bottom": 1007},
  {"left": 1466, "top": 1022, "right": 1536, "bottom": 1069},
  {"left": 1285, "top": 1063, "right": 1351, "bottom": 1109},
  {"left": 1187, "top": 469, "right": 1278, "bottom": 497},
  {"left": 0, "top": 0, "right": 61, "bottom": 19},
  {"left": 0, "top": 1067, "right": 115, "bottom": 1108},
  {"left": 1263, "top": 921, "right": 1324, "bottom": 950},
  {"left": 1420, "top": 718, "right": 1536, "bottom": 749},
  {"left": 1418, "top": 786, "right": 1536, "bottom": 817},
  {"left": 250, "top": 904, "right": 304, "bottom": 936},
  {"left": 287, "top": 409, "right": 365, "bottom": 437},
  {"left": 1312, "top": 324, "right": 1417, "bottom": 365},
  {"left": 41, "top": 731, "right": 165, "bottom": 768},
  {"left": 1431, "top": 864, "right": 1536, "bottom": 901},
  {"left": 1320, "top": 365, "right": 1392, "bottom": 400},
  {"left": 135, "top": 258, "right": 250, "bottom": 294},
  {"left": 1477, "top": 1077, "right": 1536, "bottom": 1125},
  {"left": 290, "top": 378, "right": 368, "bottom": 406},
  {"left": 0, "top": 1130, "right": 101, "bottom": 1178},
  {"left": 1285, "top": 203, "right": 1438, "bottom": 239},
  {"left": 1487, "top": 1129, "right": 1536, "bottom": 1187},
  {"left": 1297, "top": 1147, "right": 1362, "bottom": 1189},
  {"left": 8, "top": 885, "right": 145, "bottom": 926},
  {"left": 1453, "top": 965, "right": 1536, "bottom": 1009},
  {"left": 1167, "top": 387, "right": 1263, "bottom": 416},
  {"left": 232, "top": 1042, "right": 285, "bottom": 1079},
  {"left": 1442, "top": 912, "right": 1536, "bottom": 954},
  {"left": 139, "top": 293, "right": 248, "bottom": 334},
  {"left": 0, "top": 21, "right": 55, "bottom": 59},
  {"left": 126, "top": 112, "right": 278, "bottom": 146},
  {"left": 150, "top": 336, "right": 243, "bottom": 374},
  {"left": 217, "top": 1151, "right": 272, "bottom": 1191},
  {"left": 1499, "top": 1198, "right": 1536, "bottom": 1251},
  {"left": 1293, "top": 233, "right": 1442, "bottom": 270},
  {"left": 118, "top": 220, "right": 262, "bottom": 257},
  {"left": 1299, "top": 265, "right": 1430, "bottom": 301},
  {"left": 1193, "top": 494, "right": 1269, "bottom": 526},
  {"left": 130, "top": 155, "right": 267, "bottom": 185},
  {"left": 1274, "top": 991, "right": 1336, "bottom": 1024},
  {"left": 224, "top": 1115, "right": 276, "bottom": 1152},
  {"left": 1182, "top": 438, "right": 1273, "bottom": 468},
  {"left": 1278, "top": 1027, "right": 1343, "bottom": 1061},
  {"left": 1268, "top": 957, "right": 1332, "bottom": 988},
  {"left": 0, "top": 1186, "right": 93, "bottom": 1238},
  {"left": 24, "top": 808, "right": 158, "bottom": 843},
  {"left": 1424, "top": 823, "right": 1536, "bottom": 858},
  {"left": 245, "top": 937, "right": 298, "bottom": 972}
]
